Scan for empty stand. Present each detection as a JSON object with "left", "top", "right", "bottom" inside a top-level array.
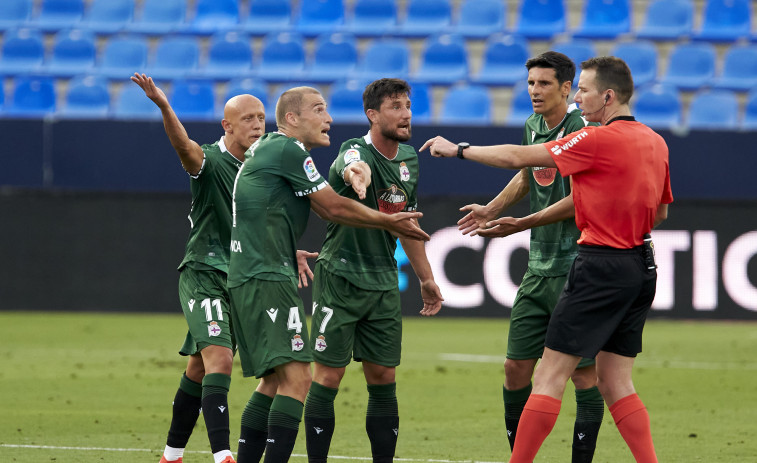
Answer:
[
  {"left": 439, "top": 84, "right": 492, "bottom": 125},
  {"left": 295, "top": 0, "right": 344, "bottom": 37},
  {"left": 661, "top": 42, "right": 716, "bottom": 91},
  {"left": 349, "top": 39, "right": 409, "bottom": 82},
  {"left": 611, "top": 41, "right": 658, "bottom": 87},
  {"left": 242, "top": 0, "right": 292, "bottom": 36},
  {"left": 0, "top": 0, "right": 33, "bottom": 31},
  {"left": 224, "top": 77, "right": 269, "bottom": 108},
  {"left": 711, "top": 45, "right": 757, "bottom": 92},
  {"left": 6, "top": 75, "right": 56, "bottom": 117},
  {"left": 342, "top": 0, "right": 397, "bottom": 37},
  {"left": 327, "top": 79, "right": 366, "bottom": 123},
  {"left": 515, "top": 0, "right": 566, "bottom": 40},
  {"left": 256, "top": 32, "right": 306, "bottom": 82},
  {"left": 112, "top": 83, "right": 161, "bottom": 119},
  {"left": 45, "top": 28, "right": 97, "bottom": 78},
  {"left": 694, "top": 0, "right": 752, "bottom": 42},
  {"left": 687, "top": 89, "right": 739, "bottom": 130},
  {"left": 145, "top": 36, "right": 201, "bottom": 81},
  {"left": 33, "top": 0, "right": 84, "bottom": 32},
  {"left": 450, "top": 0, "right": 507, "bottom": 39},
  {"left": 180, "top": 0, "right": 239, "bottom": 36},
  {"left": 170, "top": 79, "right": 216, "bottom": 121},
  {"left": 98, "top": 36, "right": 149, "bottom": 80},
  {"left": 632, "top": 83, "right": 682, "bottom": 129},
  {"left": 79, "top": 0, "right": 134, "bottom": 35},
  {"left": 395, "top": 0, "right": 452, "bottom": 38},
  {"left": 506, "top": 81, "right": 534, "bottom": 126},
  {"left": 58, "top": 74, "right": 110, "bottom": 118},
  {"left": 412, "top": 34, "right": 468, "bottom": 85},
  {"left": 636, "top": 0, "right": 693, "bottom": 41},
  {"left": 304, "top": 32, "right": 358, "bottom": 83},
  {"left": 471, "top": 34, "right": 530, "bottom": 87},
  {"left": 408, "top": 81, "right": 431, "bottom": 123},
  {"left": 126, "top": 0, "right": 185, "bottom": 35},
  {"left": 0, "top": 27, "right": 45, "bottom": 76},
  {"left": 552, "top": 39, "right": 596, "bottom": 86},
  {"left": 741, "top": 89, "right": 757, "bottom": 130},
  {"left": 199, "top": 31, "right": 253, "bottom": 80},
  {"left": 573, "top": 0, "right": 631, "bottom": 39}
]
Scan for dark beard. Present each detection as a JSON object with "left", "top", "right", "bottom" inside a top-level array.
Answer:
[{"left": 381, "top": 125, "right": 411, "bottom": 142}]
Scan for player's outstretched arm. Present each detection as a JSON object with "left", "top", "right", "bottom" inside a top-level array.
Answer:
[
  {"left": 477, "top": 191, "right": 576, "bottom": 238},
  {"left": 400, "top": 232, "right": 443, "bottom": 316},
  {"left": 295, "top": 250, "right": 319, "bottom": 288},
  {"left": 420, "top": 136, "right": 555, "bottom": 170},
  {"left": 458, "top": 169, "right": 530, "bottom": 236},
  {"left": 130, "top": 73, "right": 204, "bottom": 175},
  {"left": 343, "top": 161, "right": 372, "bottom": 200}
]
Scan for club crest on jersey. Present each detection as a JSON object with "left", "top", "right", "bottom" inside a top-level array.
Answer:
[
  {"left": 343, "top": 148, "right": 361, "bottom": 165},
  {"left": 208, "top": 321, "right": 222, "bottom": 337},
  {"left": 377, "top": 184, "right": 408, "bottom": 214},
  {"left": 303, "top": 157, "right": 320, "bottom": 182},
  {"left": 291, "top": 334, "right": 305, "bottom": 351},
  {"left": 314, "top": 335, "right": 327, "bottom": 352},
  {"left": 399, "top": 162, "right": 410, "bottom": 181}
]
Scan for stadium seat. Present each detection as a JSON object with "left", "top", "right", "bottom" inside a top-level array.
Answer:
[
  {"left": 304, "top": 32, "right": 358, "bottom": 83},
  {"left": 661, "top": 42, "right": 716, "bottom": 91},
  {"left": 112, "top": 83, "right": 161, "bottom": 120},
  {"left": 572, "top": 0, "right": 631, "bottom": 39},
  {"left": 741, "top": 89, "right": 757, "bottom": 130},
  {"left": 199, "top": 31, "right": 253, "bottom": 80},
  {"left": 711, "top": 45, "right": 757, "bottom": 92},
  {"left": 0, "top": 81, "right": 4, "bottom": 113},
  {"left": 342, "top": 0, "right": 397, "bottom": 37},
  {"left": 145, "top": 36, "right": 201, "bottom": 81},
  {"left": 635, "top": 0, "right": 693, "bottom": 41},
  {"left": 79, "top": 0, "right": 134, "bottom": 35},
  {"left": 327, "top": 79, "right": 366, "bottom": 123},
  {"left": 515, "top": 0, "right": 566, "bottom": 40},
  {"left": 450, "top": 0, "right": 506, "bottom": 39},
  {"left": 687, "top": 89, "right": 739, "bottom": 130},
  {"left": 242, "top": 0, "right": 292, "bottom": 36},
  {"left": 694, "top": 0, "right": 751, "bottom": 42},
  {"left": 411, "top": 34, "right": 468, "bottom": 85},
  {"left": 295, "top": 0, "right": 344, "bottom": 37},
  {"left": 224, "top": 78, "right": 269, "bottom": 107},
  {"left": 551, "top": 39, "right": 596, "bottom": 86},
  {"left": 439, "top": 84, "right": 492, "bottom": 125},
  {"left": 33, "top": 0, "right": 84, "bottom": 32},
  {"left": 127, "top": 0, "right": 185, "bottom": 35},
  {"left": 408, "top": 81, "right": 431, "bottom": 123},
  {"left": 395, "top": 0, "right": 452, "bottom": 38},
  {"left": 44, "top": 29, "right": 97, "bottom": 78},
  {"left": 350, "top": 39, "right": 409, "bottom": 82},
  {"left": 506, "top": 81, "right": 534, "bottom": 126},
  {"left": 170, "top": 80, "right": 216, "bottom": 121},
  {"left": 98, "top": 36, "right": 149, "bottom": 80},
  {"left": 57, "top": 75, "right": 110, "bottom": 118},
  {"left": 611, "top": 41, "right": 658, "bottom": 87},
  {"left": 6, "top": 75, "right": 56, "bottom": 117},
  {"left": 180, "top": 0, "right": 239, "bottom": 35},
  {"left": 632, "top": 83, "right": 682, "bottom": 129},
  {"left": 256, "top": 32, "right": 306, "bottom": 82},
  {"left": 0, "top": 27, "right": 45, "bottom": 76},
  {"left": 0, "top": 0, "right": 33, "bottom": 31},
  {"left": 471, "top": 34, "right": 530, "bottom": 87}
]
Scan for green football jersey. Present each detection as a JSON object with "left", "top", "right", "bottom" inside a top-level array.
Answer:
[
  {"left": 227, "top": 132, "right": 328, "bottom": 288},
  {"left": 521, "top": 106, "right": 591, "bottom": 276},
  {"left": 178, "top": 138, "right": 243, "bottom": 273},
  {"left": 317, "top": 133, "right": 419, "bottom": 291}
]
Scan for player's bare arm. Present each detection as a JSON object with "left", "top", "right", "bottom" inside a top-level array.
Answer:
[
  {"left": 458, "top": 169, "right": 530, "bottom": 236},
  {"left": 295, "top": 249, "right": 319, "bottom": 288},
  {"left": 343, "top": 161, "right": 372, "bottom": 200},
  {"left": 400, "top": 231, "right": 444, "bottom": 316},
  {"left": 131, "top": 73, "right": 204, "bottom": 175},
  {"left": 420, "top": 136, "right": 555, "bottom": 170},
  {"left": 477, "top": 191, "right": 575, "bottom": 238},
  {"left": 653, "top": 203, "right": 669, "bottom": 228}
]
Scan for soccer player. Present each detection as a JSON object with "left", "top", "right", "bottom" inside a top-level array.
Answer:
[
  {"left": 303, "top": 78, "right": 443, "bottom": 463},
  {"left": 421, "top": 56, "right": 672, "bottom": 463},
  {"left": 228, "top": 86, "right": 430, "bottom": 463},
  {"left": 131, "top": 73, "right": 264, "bottom": 463},
  {"left": 456, "top": 52, "right": 603, "bottom": 462}
]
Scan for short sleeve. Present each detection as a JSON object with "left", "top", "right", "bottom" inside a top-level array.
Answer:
[
  {"left": 545, "top": 127, "right": 597, "bottom": 176},
  {"left": 661, "top": 161, "right": 674, "bottom": 204},
  {"left": 280, "top": 139, "right": 328, "bottom": 196},
  {"left": 335, "top": 146, "right": 368, "bottom": 182}
]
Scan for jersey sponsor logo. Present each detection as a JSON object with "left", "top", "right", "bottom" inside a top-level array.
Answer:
[
  {"left": 314, "top": 335, "right": 327, "bottom": 352},
  {"left": 231, "top": 240, "right": 243, "bottom": 253},
  {"left": 291, "top": 334, "right": 304, "bottom": 351},
  {"left": 550, "top": 130, "right": 588, "bottom": 156},
  {"left": 377, "top": 184, "right": 408, "bottom": 214},
  {"left": 532, "top": 166, "right": 557, "bottom": 186},
  {"left": 208, "top": 321, "right": 222, "bottom": 337},
  {"left": 399, "top": 162, "right": 410, "bottom": 181},
  {"left": 267, "top": 308, "right": 278, "bottom": 322},
  {"left": 188, "top": 298, "right": 195, "bottom": 312},
  {"left": 343, "top": 148, "right": 361, "bottom": 165},
  {"left": 303, "top": 157, "right": 321, "bottom": 182}
]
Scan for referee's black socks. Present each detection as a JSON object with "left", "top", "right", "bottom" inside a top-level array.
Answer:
[
  {"left": 365, "top": 382, "right": 399, "bottom": 463},
  {"left": 304, "top": 381, "right": 339, "bottom": 463}
]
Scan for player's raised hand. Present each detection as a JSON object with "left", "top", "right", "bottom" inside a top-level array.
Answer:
[
  {"left": 130, "top": 73, "right": 168, "bottom": 107},
  {"left": 295, "top": 249, "right": 319, "bottom": 288},
  {"left": 387, "top": 212, "right": 430, "bottom": 241},
  {"left": 476, "top": 216, "right": 525, "bottom": 238},
  {"left": 458, "top": 203, "right": 496, "bottom": 236},
  {"left": 344, "top": 162, "right": 372, "bottom": 200},
  {"left": 419, "top": 279, "right": 443, "bottom": 316},
  {"left": 419, "top": 136, "right": 457, "bottom": 158}
]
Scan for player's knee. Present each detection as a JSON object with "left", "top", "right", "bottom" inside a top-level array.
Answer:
[{"left": 504, "top": 359, "right": 535, "bottom": 387}]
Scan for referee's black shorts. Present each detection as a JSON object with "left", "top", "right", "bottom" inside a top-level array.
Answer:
[{"left": 545, "top": 244, "right": 657, "bottom": 359}]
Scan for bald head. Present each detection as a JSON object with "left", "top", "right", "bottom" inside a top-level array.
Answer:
[
  {"left": 221, "top": 93, "right": 266, "bottom": 159},
  {"left": 275, "top": 86, "right": 321, "bottom": 128},
  {"left": 224, "top": 94, "right": 264, "bottom": 121}
]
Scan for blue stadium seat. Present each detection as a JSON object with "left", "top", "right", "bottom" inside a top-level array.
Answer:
[
  {"left": 635, "top": 0, "right": 693, "bottom": 41},
  {"left": 694, "top": 0, "right": 751, "bottom": 42},
  {"left": 506, "top": 81, "right": 534, "bottom": 126},
  {"left": 349, "top": 39, "right": 409, "bottom": 82},
  {"left": 79, "top": 0, "right": 134, "bottom": 35},
  {"left": 44, "top": 29, "right": 97, "bottom": 78},
  {"left": 242, "top": 0, "right": 292, "bottom": 36},
  {"left": 98, "top": 36, "right": 149, "bottom": 80},
  {"left": 145, "top": 36, "right": 201, "bottom": 81},
  {"left": 112, "top": 83, "right": 161, "bottom": 120},
  {"left": 408, "top": 81, "right": 431, "bottom": 123},
  {"left": 611, "top": 41, "right": 658, "bottom": 87},
  {"left": 551, "top": 39, "right": 596, "bottom": 86},
  {"left": 295, "top": 0, "right": 344, "bottom": 37},
  {"left": 450, "top": 0, "right": 506, "bottom": 39},
  {"left": 57, "top": 75, "right": 110, "bottom": 118},
  {"left": 687, "top": 89, "right": 739, "bottom": 130},
  {"left": 515, "top": 0, "right": 566, "bottom": 40},
  {"left": 199, "top": 31, "right": 253, "bottom": 80},
  {"left": 327, "top": 79, "right": 366, "bottom": 123},
  {"left": 471, "top": 34, "right": 529, "bottom": 87},
  {"left": 741, "top": 89, "right": 757, "bottom": 130},
  {"left": 126, "top": 0, "right": 185, "bottom": 35},
  {"left": 304, "top": 32, "right": 358, "bottom": 83},
  {"left": 711, "top": 45, "right": 757, "bottom": 92},
  {"left": 180, "top": 0, "right": 239, "bottom": 36},
  {"left": 632, "top": 83, "right": 682, "bottom": 129},
  {"left": 6, "top": 75, "right": 56, "bottom": 117},
  {"left": 439, "top": 84, "right": 492, "bottom": 125},
  {"left": 33, "top": 0, "right": 84, "bottom": 32},
  {"left": 170, "top": 80, "right": 216, "bottom": 121},
  {"left": 256, "top": 32, "right": 306, "bottom": 82},
  {"left": 661, "top": 42, "right": 716, "bottom": 91},
  {"left": 0, "top": 0, "right": 33, "bottom": 31},
  {"left": 342, "top": 0, "right": 397, "bottom": 37},
  {"left": 0, "top": 81, "right": 4, "bottom": 114},
  {"left": 395, "top": 0, "right": 452, "bottom": 38},
  {"left": 412, "top": 34, "right": 468, "bottom": 85},
  {"left": 573, "top": 0, "right": 631, "bottom": 39},
  {"left": 0, "top": 27, "right": 45, "bottom": 76},
  {"left": 224, "top": 78, "right": 269, "bottom": 108}
]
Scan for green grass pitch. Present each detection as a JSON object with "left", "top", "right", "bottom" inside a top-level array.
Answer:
[{"left": 1, "top": 311, "right": 756, "bottom": 462}]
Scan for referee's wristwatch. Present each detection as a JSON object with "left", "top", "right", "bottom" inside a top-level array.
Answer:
[{"left": 457, "top": 142, "right": 470, "bottom": 159}]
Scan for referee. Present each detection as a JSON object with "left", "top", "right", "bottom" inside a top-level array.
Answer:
[{"left": 422, "top": 56, "right": 672, "bottom": 463}]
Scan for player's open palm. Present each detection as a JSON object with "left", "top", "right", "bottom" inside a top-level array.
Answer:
[
  {"left": 345, "top": 162, "right": 372, "bottom": 200},
  {"left": 477, "top": 216, "right": 524, "bottom": 238},
  {"left": 419, "top": 279, "right": 443, "bottom": 316},
  {"left": 458, "top": 203, "right": 495, "bottom": 236},
  {"left": 388, "top": 212, "right": 430, "bottom": 241},
  {"left": 131, "top": 73, "right": 168, "bottom": 107}
]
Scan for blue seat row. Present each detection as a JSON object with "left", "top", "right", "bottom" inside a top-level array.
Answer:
[{"left": 0, "top": 0, "right": 755, "bottom": 42}]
